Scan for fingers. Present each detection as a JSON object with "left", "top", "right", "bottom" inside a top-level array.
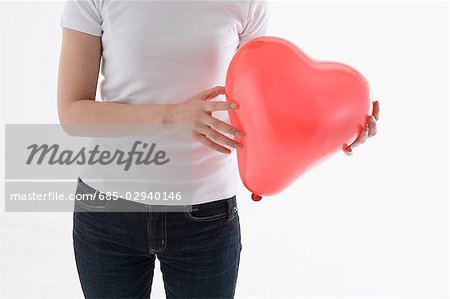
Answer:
[
  {"left": 202, "top": 115, "right": 244, "bottom": 137},
  {"left": 199, "top": 86, "right": 239, "bottom": 113},
  {"left": 199, "top": 86, "right": 226, "bottom": 100},
  {"left": 188, "top": 86, "right": 244, "bottom": 154},
  {"left": 343, "top": 120, "right": 375, "bottom": 155},
  {"left": 349, "top": 125, "right": 369, "bottom": 149},
  {"left": 343, "top": 124, "right": 368, "bottom": 155},
  {"left": 197, "top": 125, "right": 241, "bottom": 150},
  {"left": 367, "top": 115, "right": 377, "bottom": 137},
  {"left": 372, "top": 100, "right": 380, "bottom": 121},
  {"left": 204, "top": 100, "right": 238, "bottom": 112},
  {"left": 193, "top": 132, "right": 231, "bottom": 154},
  {"left": 343, "top": 101, "right": 380, "bottom": 156}
]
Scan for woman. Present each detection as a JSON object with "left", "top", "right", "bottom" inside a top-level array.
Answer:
[{"left": 57, "top": 1, "right": 379, "bottom": 298}]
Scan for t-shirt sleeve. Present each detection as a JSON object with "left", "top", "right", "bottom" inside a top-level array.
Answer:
[
  {"left": 59, "top": 0, "right": 103, "bottom": 37},
  {"left": 238, "top": 0, "right": 269, "bottom": 49}
]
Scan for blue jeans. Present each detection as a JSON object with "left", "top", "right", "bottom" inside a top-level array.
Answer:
[{"left": 73, "top": 178, "right": 242, "bottom": 299}]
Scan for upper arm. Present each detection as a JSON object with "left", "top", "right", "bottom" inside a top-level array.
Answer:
[
  {"left": 57, "top": 0, "right": 103, "bottom": 123},
  {"left": 57, "top": 28, "right": 101, "bottom": 122},
  {"left": 238, "top": 0, "right": 269, "bottom": 50}
]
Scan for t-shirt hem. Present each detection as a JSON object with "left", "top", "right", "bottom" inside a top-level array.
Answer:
[{"left": 78, "top": 176, "right": 239, "bottom": 206}]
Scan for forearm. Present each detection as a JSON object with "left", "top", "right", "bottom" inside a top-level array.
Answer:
[{"left": 59, "top": 99, "right": 172, "bottom": 125}]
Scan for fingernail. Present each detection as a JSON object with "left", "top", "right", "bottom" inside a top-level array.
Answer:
[
  {"left": 229, "top": 103, "right": 238, "bottom": 109},
  {"left": 234, "top": 143, "right": 241, "bottom": 149},
  {"left": 236, "top": 131, "right": 243, "bottom": 137}
]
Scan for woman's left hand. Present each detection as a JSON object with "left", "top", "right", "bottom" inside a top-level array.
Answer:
[{"left": 342, "top": 100, "right": 380, "bottom": 155}]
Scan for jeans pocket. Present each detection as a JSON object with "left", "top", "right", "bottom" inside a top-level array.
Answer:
[
  {"left": 74, "top": 178, "right": 115, "bottom": 212},
  {"left": 183, "top": 196, "right": 236, "bottom": 222}
]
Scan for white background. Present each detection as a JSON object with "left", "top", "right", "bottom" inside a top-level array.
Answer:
[{"left": 0, "top": 1, "right": 449, "bottom": 298}]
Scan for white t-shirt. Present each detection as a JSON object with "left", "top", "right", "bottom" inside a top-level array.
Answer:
[{"left": 60, "top": 0, "right": 269, "bottom": 205}]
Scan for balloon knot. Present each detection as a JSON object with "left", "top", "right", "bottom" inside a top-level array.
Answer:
[{"left": 251, "top": 193, "right": 262, "bottom": 201}]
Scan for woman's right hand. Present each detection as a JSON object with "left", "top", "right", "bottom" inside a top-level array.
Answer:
[{"left": 167, "top": 86, "right": 243, "bottom": 154}]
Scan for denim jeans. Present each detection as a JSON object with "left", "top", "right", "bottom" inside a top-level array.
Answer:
[{"left": 73, "top": 178, "right": 242, "bottom": 299}]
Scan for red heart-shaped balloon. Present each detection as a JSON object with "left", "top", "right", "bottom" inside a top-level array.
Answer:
[{"left": 225, "top": 36, "right": 371, "bottom": 200}]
